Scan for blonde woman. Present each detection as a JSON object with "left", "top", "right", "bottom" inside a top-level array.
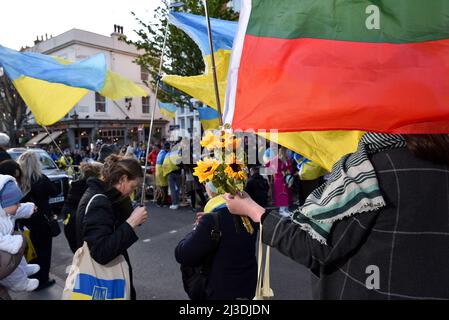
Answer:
[{"left": 17, "top": 151, "right": 58, "bottom": 291}]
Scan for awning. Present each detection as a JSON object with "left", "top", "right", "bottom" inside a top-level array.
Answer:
[
  {"left": 25, "top": 132, "right": 48, "bottom": 146},
  {"left": 38, "top": 131, "right": 64, "bottom": 145}
]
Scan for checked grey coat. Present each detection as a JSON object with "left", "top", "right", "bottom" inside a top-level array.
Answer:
[{"left": 262, "top": 147, "right": 449, "bottom": 300}]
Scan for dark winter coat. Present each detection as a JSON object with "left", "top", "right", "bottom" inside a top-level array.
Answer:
[
  {"left": 175, "top": 208, "right": 258, "bottom": 300},
  {"left": 61, "top": 178, "right": 89, "bottom": 253},
  {"left": 22, "top": 174, "right": 58, "bottom": 221},
  {"left": 75, "top": 178, "right": 138, "bottom": 299},
  {"left": 0, "top": 149, "right": 11, "bottom": 164},
  {"left": 245, "top": 173, "right": 269, "bottom": 208},
  {"left": 261, "top": 147, "right": 449, "bottom": 299},
  {"left": 20, "top": 174, "right": 59, "bottom": 283}
]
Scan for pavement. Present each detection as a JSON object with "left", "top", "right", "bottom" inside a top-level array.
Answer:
[{"left": 9, "top": 202, "right": 313, "bottom": 300}]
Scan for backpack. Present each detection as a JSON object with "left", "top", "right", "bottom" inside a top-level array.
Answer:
[{"left": 180, "top": 213, "right": 221, "bottom": 300}]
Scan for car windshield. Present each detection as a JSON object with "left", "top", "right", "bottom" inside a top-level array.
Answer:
[
  {"left": 8, "top": 151, "right": 57, "bottom": 170},
  {"left": 37, "top": 152, "right": 57, "bottom": 170}
]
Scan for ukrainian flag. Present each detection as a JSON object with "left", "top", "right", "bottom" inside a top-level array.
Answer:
[
  {"left": 159, "top": 101, "right": 177, "bottom": 119},
  {"left": 160, "top": 13, "right": 363, "bottom": 171},
  {"left": 155, "top": 149, "right": 168, "bottom": 187},
  {"left": 0, "top": 44, "right": 147, "bottom": 126},
  {"left": 197, "top": 106, "right": 219, "bottom": 130},
  {"left": 162, "top": 12, "right": 236, "bottom": 111},
  {"left": 70, "top": 273, "right": 126, "bottom": 300}
]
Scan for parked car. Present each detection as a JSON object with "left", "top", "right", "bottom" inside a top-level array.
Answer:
[{"left": 7, "top": 148, "right": 70, "bottom": 215}]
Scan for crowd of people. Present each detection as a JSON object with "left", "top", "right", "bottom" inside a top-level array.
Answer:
[{"left": 1, "top": 131, "right": 449, "bottom": 300}]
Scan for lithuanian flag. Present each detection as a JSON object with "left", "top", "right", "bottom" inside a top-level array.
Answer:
[{"left": 224, "top": 0, "right": 449, "bottom": 134}]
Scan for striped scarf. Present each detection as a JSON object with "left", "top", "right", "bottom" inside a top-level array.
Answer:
[{"left": 290, "top": 133, "right": 406, "bottom": 244}]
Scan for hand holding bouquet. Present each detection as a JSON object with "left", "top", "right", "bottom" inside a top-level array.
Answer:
[{"left": 193, "top": 130, "right": 254, "bottom": 234}]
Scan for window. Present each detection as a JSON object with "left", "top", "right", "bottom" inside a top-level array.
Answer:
[
  {"left": 142, "top": 97, "right": 150, "bottom": 114},
  {"left": 180, "top": 118, "right": 185, "bottom": 130},
  {"left": 141, "top": 66, "right": 149, "bottom": 82},
  {"left": 95, "top": 93, "right": 106, "bottom": 112}
]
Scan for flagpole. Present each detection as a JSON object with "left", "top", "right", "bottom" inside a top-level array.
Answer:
[
  {"left": 42, "top": 125, "right": 74, "bottom": 174},
  {"left": 203, "top": 0, "right": 223, "bottom": 126},
  {"left": 140, "top": 11, "right": 171, "bottom": 206}
]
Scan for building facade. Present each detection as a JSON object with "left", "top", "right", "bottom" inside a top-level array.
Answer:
[
  {"left": 25, "top": 27, "right": 172, "bottom": 151},
  {"left": 172, "top": 101, "right": 202, "bottom": 142}
]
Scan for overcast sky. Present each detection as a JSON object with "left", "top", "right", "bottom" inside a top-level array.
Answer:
[{"left": 0, "top": 0, "right": 163, "bottom": 50}]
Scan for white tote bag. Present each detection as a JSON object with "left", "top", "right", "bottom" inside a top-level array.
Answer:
[{"left": 62, "top": 194, "right": 131, "bottom": 300}]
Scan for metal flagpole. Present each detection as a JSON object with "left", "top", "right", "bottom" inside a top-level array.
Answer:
[
  {"left": 140, "top": 11, "right": 171, "bottom": 206},
  {"left": 203, "top": 0, "right": 223, "bottom": 126},
  {"left": 42, "top": 125, "right": 74, "bottom": 174}
]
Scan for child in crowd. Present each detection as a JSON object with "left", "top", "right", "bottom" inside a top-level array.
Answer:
[{"left": 0, "top": 176, "right": 40, "bottom": 291}]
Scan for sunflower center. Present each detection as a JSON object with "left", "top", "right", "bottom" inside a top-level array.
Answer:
[
  {"left": 204, "top": 166, "right": 213, "bottom": 173},
  {"left": 230, "top": 163, "right": 240, "bottom": 172}
]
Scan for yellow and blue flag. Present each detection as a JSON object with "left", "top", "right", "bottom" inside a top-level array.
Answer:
[
  {"left": 159, "top": 101, "right": 177, "bottom": 119},
  {"left": 197, "top": 106, "right": 219, "bottom": 130},
  {"left": 155, "top": 149, "right": 168, "bottom": 187},
  {"left": 162, "top": 12, "right": 236, "bottom": 111},
  {"left": 0, "top": 44, "right": 147, "bottom": 126},
  {"left": 70, "top": 273, "right": 126, "bottom": 300}
]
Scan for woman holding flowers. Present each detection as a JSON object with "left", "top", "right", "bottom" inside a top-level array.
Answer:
[
  {"left": 224, "top": 133, "right": 449, "bottom": 300},
  {"left": 174, "top": 130, "right": 258, "bottom": 300}
]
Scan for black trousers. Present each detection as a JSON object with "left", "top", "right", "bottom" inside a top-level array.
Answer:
[
  {"left": 24, "top": 215, "right": 53, "bottom": 283},
  {"left": 189, "top": 188, "right": 207, "bottom": 209}
]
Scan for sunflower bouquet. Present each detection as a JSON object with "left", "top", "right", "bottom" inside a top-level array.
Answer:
[{"left": 193, "top": 130, "right": 254, "bottom": 234}]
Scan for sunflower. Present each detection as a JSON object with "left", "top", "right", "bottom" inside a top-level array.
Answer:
[
  {"left": 224, "top": 153, "right": 247, "bottom": 180},
  {"left": 223, "top": 132, "right": 242, "bottom": 150},
  {"left": 193, "top": 158, "right": 221, "bottom": 183},
  {"left": 200, "top": 131, "right": 223, "bottom": 150}
]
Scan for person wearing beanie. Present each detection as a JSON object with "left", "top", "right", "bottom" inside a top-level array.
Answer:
[{"left": 0, "top": 176, "right": 40, "bottom": 292}]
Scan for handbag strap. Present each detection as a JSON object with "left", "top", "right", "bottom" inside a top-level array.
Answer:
[
  {"left": 254, "top": 222, "right": 264, "bottom": 299},
  {"left": 202, "top": 213, "right": 221, "bottom": 272},
  {"left": 85, "top": 194, "right": 108, "bottom": 216}
]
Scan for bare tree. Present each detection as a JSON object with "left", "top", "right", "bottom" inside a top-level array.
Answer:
[{"left": 0, "top": 73, "right": 31, "bottom": 147}]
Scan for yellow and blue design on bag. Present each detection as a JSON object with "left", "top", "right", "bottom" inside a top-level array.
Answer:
[{"left": 71, "top": 273, "right": 126, "bottom": 300}]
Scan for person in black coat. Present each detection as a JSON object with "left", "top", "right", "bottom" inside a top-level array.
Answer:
[
  {"left": 175, "top": 183, "right": 258, "bottom": 300},
  {"left": 17, "top": 151, "right": 59, "bottom": 291},
  {"left": 244, "top": 166, "right": 269, "bottom": 208},
  {"left": 61, "top": 162, "right": 102, "bottom": 253},
  {"left": 225, "top": 134, "right": 449, "bottom": 300},
  {"left": 75, "top": 155, "right": 148, "bottom": 300}
]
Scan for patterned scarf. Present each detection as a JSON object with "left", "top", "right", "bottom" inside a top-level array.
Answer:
[{"left": 290, "top": 133, "right": 406, "bottom": 244}]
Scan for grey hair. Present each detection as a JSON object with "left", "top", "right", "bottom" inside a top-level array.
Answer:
[{"left": 17, "top": 151, "right": 42, "bottom": 194}]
